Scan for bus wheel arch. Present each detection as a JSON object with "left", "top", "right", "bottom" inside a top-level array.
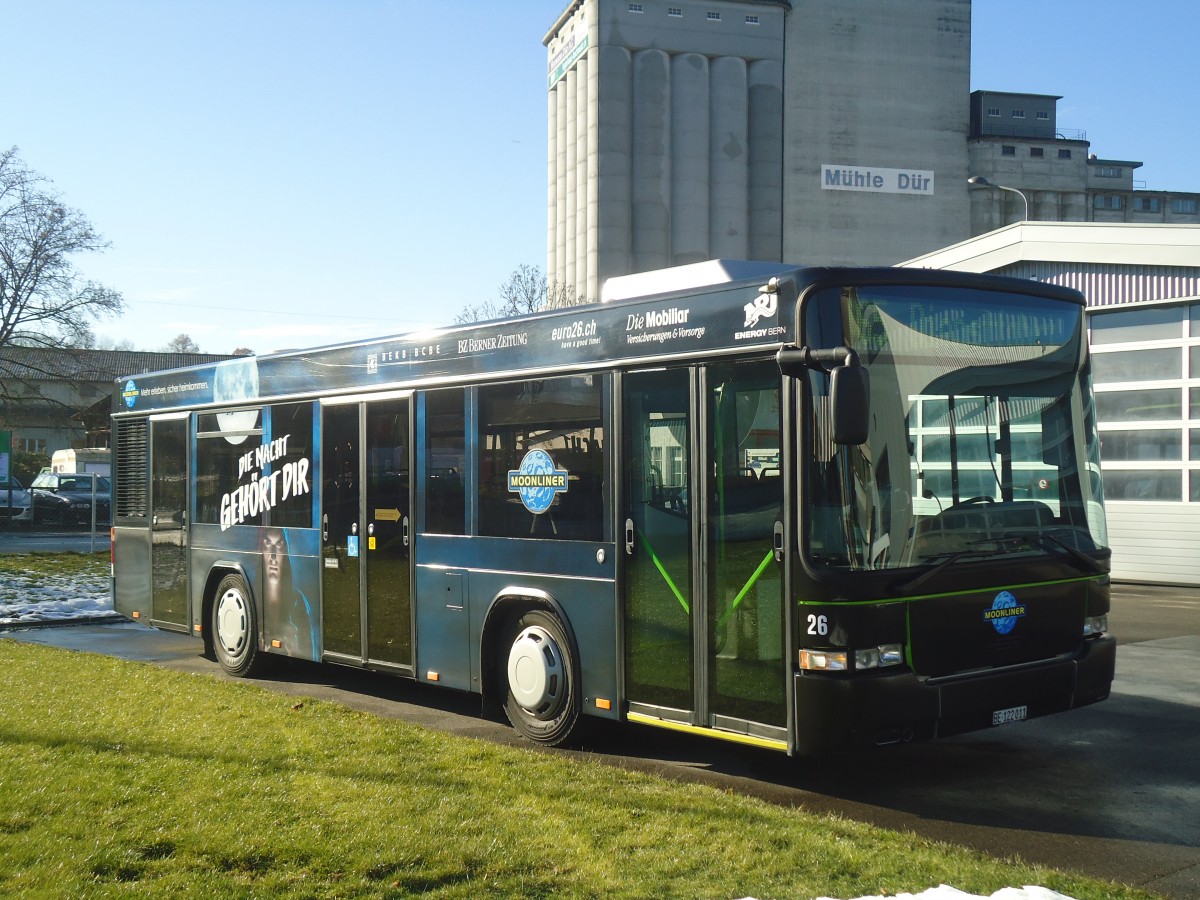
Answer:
[
  {"left": 207, "top": 567, "right": 268, "bottom": 678},
  {"left": 199, "top": 566, "right": 240, "bottom": 659},
  {"left": 482, "top": 592, "right": 584, "bottom": 746}
]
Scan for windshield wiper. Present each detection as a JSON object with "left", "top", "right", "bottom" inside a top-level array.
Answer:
[
  {"left": 894, "top": 532, "right": 1105, "bottom": 596},
  {"left": 892, "top": 547, "right": 995, "bottom": 596},
  {"left": 1006, "top": 531, "right": 1107, "bottom": 575}
]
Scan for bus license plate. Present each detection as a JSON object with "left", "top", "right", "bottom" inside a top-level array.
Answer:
[{"left": 992, "top": 705, "right": 1028, "bottom": 726}]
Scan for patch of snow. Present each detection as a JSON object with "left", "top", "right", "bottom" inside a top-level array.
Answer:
[
  {"left": 806, "top": 887, "right": 1077, "bottom": 900},
  {"left": 0, "top": 565, "right": 116, "bottom": 625}
]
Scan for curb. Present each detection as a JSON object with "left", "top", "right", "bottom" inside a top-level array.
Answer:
[{"left": 0, "top": 613, "right": 129, "bottom": 632}]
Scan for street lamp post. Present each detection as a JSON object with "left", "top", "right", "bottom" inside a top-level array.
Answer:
[{"left": 967, "top": 175, "right": 1029, "bottom": 222}]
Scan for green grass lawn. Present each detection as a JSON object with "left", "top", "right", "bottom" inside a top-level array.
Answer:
[
  {"left": 0, "top": 549, "right": 108, "bottom": 585},
  {"left": 0, "top": 639, "right": 1157, "bottom": 899}
]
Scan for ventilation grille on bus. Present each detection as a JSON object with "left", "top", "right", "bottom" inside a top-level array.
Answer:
[{"left": 115, "top": 418, "right": 149, "bottom": 519}]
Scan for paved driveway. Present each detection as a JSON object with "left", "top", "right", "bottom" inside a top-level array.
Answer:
[{"left": 0, "top": 528, "right": 109, "bottom": 554}]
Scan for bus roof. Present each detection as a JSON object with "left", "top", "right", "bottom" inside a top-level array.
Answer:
[
  {"left": 600, "top": 259, "right": 797, "bottom": 302},
  {"left": 113, "top": 261, "right": 1083, "bottom": 416}
]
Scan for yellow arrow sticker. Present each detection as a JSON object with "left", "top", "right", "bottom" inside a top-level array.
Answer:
[{"left": 374, "top": 508, "right": 402, "bottom": 522}]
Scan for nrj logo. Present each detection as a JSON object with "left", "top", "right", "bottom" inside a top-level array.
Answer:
[
  {"left": 983, "top": 591, "right": 1027, "bottom": 635},
  {"left": 122, "top": 379, "right": 140, "bottom": 409},
  {"left": 743, "top": 291, "right": 778, "bottom": 328}
]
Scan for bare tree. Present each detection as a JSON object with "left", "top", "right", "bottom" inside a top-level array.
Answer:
[
  {"left": 67, "top": 325, "right": 99, "bottom": 348},
  {"left": 0, "top": 147, "right": 123, "bottom": 350},
  {"left": 165, "top": 333, "right": 201, "bottom": 353},
  {"left": 454, "top": 264, "right": 583, "bottom": 324}
]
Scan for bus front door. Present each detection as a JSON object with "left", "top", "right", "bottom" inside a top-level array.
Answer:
[
  {"left": 623, "top": 362, "right": 786, "bottom": 740},
  {"left": 321, "top": 395, "right": 413, "bottom": 673},
  {"left": 623, "top": 369, "right": 695, "bottom": 717}
]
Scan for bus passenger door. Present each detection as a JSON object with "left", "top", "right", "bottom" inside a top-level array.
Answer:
[
  {"left": 623, "top": 369, "right": 695, "bottom": 718},
  {"left": 321, "top": 395, "right": 413, "bottom": 671},
  {"left": 150, "top": 414, "right": 189, "bottom": 629},
  {"left": 623, "top": 362, "right": 786, "bottom": 736},
  {"left": 364, "top": 398, "right": 412, "bottom": 670},
  {"left": 321, "top": 402, "right": 361, "bottom": 659},
  {"left": 705, "top": 361, "right": 786, "bottom": 732}
]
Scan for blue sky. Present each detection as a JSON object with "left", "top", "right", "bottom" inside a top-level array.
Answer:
[
  {"left": 972, "top": 0, "right": 1199, "bottom": 192},
  {"left": 5, "top": 1, "right": 1197, "bottom": 355}
]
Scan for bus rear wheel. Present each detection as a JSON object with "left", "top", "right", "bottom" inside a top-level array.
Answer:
[
  {"left": 502, "top": 608, "right": 582, "bottom": 746},
  {"left": 212, "top": 573, "right": 267, "bottom": 677}
]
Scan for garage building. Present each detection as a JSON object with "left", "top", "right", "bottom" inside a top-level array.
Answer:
[{"left": 904, "top": 221, "right": 1200, "bottom": 584}]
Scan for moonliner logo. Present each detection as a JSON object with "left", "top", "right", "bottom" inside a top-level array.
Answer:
[
  {"left": 743, "top": 292, "right": 778, "bottom": 328},
  {"left": 122, "top": 379, "right": 139, "bottom": 409},
  {"left": 984, "top": 591, "right": 1027, "bottom": 635},
  {"left": 507, "top": 449, "right": 569, "bottom": 514}
]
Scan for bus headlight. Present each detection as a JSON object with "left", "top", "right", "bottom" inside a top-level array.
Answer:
[
  {"left": 798, "top": 649, "right": 848, "bottom": 672},
  {"left": 799, "top": 644, "right": 904, "bottom": 672},
  {"left": 1083, "top": 615, "right": 1108, "bottom": 637},
  {"left": 855, "top": 643, "right": 904, "bottom": 670}
]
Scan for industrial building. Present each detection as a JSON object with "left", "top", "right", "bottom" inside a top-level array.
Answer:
[
  {"left": 904, "top": 222, "right": 1200, "bottom": 585},
  {"left": 967, "top": 90, "right": 1200, "bottom": 234},
  {"left": 544, "top": 0, "right": 971, "bottom": 301},
  {"left": 542, "top": 3, "right": 1200, "bottom": 306}
]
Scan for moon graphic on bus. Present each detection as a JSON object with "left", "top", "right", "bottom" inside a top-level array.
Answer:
[
  {"left": 985, "top": 590, "right": 1027, "bottom": 635},
  {"left": 212, "top": 357, "right": 260, "bottom": 444},
  {"left": 507, "top": 449, "right": 569, "bottom": 514}
]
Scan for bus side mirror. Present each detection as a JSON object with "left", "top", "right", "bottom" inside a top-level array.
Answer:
[
  {"left": 831, "top": 365, "right": 869, "bottom": 445},
  {"left": 776, "top": 344, "right": 870, "bottom": 445}
]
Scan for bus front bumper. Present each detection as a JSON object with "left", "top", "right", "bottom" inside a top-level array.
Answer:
[{"left": 791, "top": 634, "right": 1116, "bottom": 756}]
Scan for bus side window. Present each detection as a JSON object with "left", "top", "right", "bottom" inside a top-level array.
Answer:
[
  {"left": 477, "top": 376, "right": 605, "bottom": 542},
  {"left": 425, "top": 389, "right": 467, "bottom": 535},
  {"left": 267, "top": 402, "right": 315, "bottom": 529}
]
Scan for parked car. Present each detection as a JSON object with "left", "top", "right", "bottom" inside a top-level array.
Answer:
[
  {"left": 0, "top": 475, "right": 33, "bottom": 523},
  {"left": 30, "top": 471, "right": 111, "bottom": 525}
]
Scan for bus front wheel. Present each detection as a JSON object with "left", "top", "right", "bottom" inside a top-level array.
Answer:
[
  {"left": 502, "top": 608, "right": 582, "bottom": 746},
  {"left": 212, "top": 573, "right": 266, "bottom": 678}
]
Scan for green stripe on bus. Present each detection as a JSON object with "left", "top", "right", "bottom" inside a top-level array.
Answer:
[
  {"left": 793, "top": 573, "right": 1106, "bottom": 606},
  {"left": 638, "top": 530, "right": 690, "bottom": 614},
  {"left": 717, "top": 549, "right": 775, "bottom": 631}
]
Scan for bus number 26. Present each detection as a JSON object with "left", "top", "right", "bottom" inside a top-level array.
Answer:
[{"left": 806, "top": 614, "right": 829, "bottom": 636}]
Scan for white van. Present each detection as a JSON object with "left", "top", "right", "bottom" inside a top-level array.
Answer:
[{"left": 50, "top": 448, "right": 111, "bottom": 476}]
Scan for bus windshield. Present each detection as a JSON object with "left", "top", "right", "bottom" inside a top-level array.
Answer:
[{"left": 803, "top": 283, "right": 1108, "bottom": 573}]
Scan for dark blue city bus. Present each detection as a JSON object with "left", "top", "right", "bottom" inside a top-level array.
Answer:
[{"left": 111, "top": 261, "right": 1114, "bottom": 754}]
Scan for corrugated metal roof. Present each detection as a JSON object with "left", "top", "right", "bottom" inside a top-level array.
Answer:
[
  {"left": 0, "top": 348, "right": 235, "bottom": 383},
  {"left": 988, "top": 262, "right": 1200, "bottom": 307},
  {"left": 900, "top": 222, "right": 1200, "bottom": 273}
]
